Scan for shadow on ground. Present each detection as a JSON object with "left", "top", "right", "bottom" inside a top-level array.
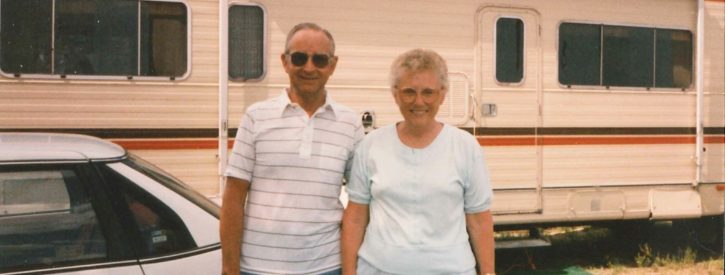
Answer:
[{"left": 494, "top": 217, "right": 724, "bottom": 274}]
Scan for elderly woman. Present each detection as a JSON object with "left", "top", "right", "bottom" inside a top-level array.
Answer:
[{"left": 341, "top": 49, "right": 495, "bottom": 275}]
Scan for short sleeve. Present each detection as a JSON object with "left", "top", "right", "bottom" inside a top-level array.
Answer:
[
  {"left": 344, "top": 117, "right": 365, "bottom": 183},
  {"left": 346, "top": 141, "right": 371, "bottom": 204},
  {"left": 463, "top": 137, "right": 493, "bottom": 213},
  {"left": 224, "top": 112, "right": 255, "bottom": 182}
]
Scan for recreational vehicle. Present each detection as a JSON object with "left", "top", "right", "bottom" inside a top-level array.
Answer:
[{"left": 1, "top": 0, "right": 723, "bottom": 232}]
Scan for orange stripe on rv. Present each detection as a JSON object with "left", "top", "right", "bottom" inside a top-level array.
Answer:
[
  {"left": 111, "top": 139, "right": 228, "bottom": 150},
  {"left": 477, "top": 135, "right": 725, "bottom": 146}
]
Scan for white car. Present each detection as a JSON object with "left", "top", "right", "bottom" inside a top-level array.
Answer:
[{"left": 0, "top": 133, "right": 220, "bottom": 274}]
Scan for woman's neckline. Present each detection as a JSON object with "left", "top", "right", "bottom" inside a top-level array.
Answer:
[{"left": 395, "top": 122, "right": 445, "bottom": 149}]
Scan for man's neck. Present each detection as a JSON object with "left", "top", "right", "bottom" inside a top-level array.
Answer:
[{"left": 288, "top": 88, "right": 326, "bottom": 117}]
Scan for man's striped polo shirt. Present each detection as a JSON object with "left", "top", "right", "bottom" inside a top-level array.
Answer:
[{"left": 225, "top": 90, "right": 363, "bottom": 275}]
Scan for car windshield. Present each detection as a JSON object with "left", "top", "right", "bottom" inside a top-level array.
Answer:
[{"left": 122, "top": 154, "right": 219, "bottom": 217}]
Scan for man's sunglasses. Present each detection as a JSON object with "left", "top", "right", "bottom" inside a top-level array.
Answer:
[{"left": 287, "top": 52, "right": 334, "bottom": 68}]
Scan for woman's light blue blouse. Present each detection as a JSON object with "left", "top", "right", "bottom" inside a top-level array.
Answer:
[{"left": 347, "top": 123, "right": 493, "bottom": 274}]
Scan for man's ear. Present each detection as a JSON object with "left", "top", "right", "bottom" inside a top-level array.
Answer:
[
  {"left": 328, "top": 56, "right": 338, "bottom": 75},
  {"left": 280, "top": 53, "right": 288, "bottom": 66}
]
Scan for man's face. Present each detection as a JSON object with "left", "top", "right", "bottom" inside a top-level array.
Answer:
[
  {"left": 393, "top": 69, "right": 446, "bottom": 128},
  {"left": 281, "top": 29, "right": 337, "bottom": 97}
]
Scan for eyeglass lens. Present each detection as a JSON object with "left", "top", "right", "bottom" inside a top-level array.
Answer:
[
  {"left": 399, "top": 88, "right": 439, "bottom": 103},
  {"left": 290, "top": 52, "right": 331, "bottom": 68}
]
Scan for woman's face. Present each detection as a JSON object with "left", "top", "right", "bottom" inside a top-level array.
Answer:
[{"left": 393, "top": 70, "right": 446, "bottom": 128}]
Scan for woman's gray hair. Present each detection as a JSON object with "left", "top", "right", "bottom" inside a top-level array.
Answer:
[
  {"left": 284, "top": 22, "right": 336, "bottom": 56},
  {"left": 389, "top": 48, "right": 448, "bottom": 93}
]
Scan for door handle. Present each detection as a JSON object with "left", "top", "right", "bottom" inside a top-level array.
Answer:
[{"left": 481, "top": 103, "right": 497, "bottom": 117}]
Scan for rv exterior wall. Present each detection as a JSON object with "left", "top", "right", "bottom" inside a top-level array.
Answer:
[{"left": 0, "top": 0, "right": 722, "bottom": 226}]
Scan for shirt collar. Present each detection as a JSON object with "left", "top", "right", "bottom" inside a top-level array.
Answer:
[{"left": 276, "top": 89, "right": 339, "bottom": 119}]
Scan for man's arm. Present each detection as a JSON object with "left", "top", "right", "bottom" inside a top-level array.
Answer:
[
  {"left": 220, "top": 177, "right": 251, "bottom": 275},
  {"left": 341, "top": 202, "right": 370, "bottom": 275},
  {"left": 466, "top": 210, "right": 495, "bottom": 275}
]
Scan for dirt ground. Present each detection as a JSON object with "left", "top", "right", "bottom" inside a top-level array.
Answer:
[{"left": 494, "top": 218, "right": 724, "bottom": 274}]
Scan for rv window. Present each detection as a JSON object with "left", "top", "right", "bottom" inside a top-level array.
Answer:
[
  {"left": 229, "top": 5, "right": 265, "bottom": 81},
  {"left": 496, "top": 18, "right": 524, "bottom": 83},
  {"left": 0, "top": 0, "right": 52, "bottom": 74},
  {"left": 55, "top": 0, "right": 138, "bottom": 76},
  {"left": 558, "top": 23, "right": 601, "bottom": 86},
  {"left": 602, "top": 26, "right": 654, "bottom": 87},
  {"left": 140, "top": 1, "right": 188, "bottom": 77},
  {"left": 655, "top": 29, "right": 692, "bottom": 88},
  {"left": 558, "top": 23, "right": 692, "bottom": 89},
  {"left": 0, "top": 0, "right": 188, "bottom": 79}
]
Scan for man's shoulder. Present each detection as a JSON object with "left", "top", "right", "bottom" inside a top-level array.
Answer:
[
  {"left": 245, "top": 96, "right": 285, "bottom": 117},
  {"left": 328, "top": 102, "right": 359, "bottom": 123}
]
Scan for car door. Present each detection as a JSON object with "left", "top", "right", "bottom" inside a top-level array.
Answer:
[
  {"left": 97, "top": 159, "right": 221, "bottom": 275},
  {"left": 0, "top": 163, "right": 143, "bottom": 275}
]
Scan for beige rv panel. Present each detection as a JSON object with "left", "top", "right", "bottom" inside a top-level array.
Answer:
[{"left": 0, "top": 0, "right": 723, "bottom": 226}]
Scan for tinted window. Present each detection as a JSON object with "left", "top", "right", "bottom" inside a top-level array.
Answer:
[
  {"left": 655, "top": 29, "right": 692, "bottom": 88},
  {"left": 98, "top": 164, "right": 196, "bottom": 257},
  {"left": 229, "top": 5, "right": 265, "bottom": 80},
  {"left": 140, "top": 1, "right": 188, "bottom": 77},
  {"left": 0, "top": 168, "right": 108, "bottom": 270},
  {"left": 558, "top": 22, "right": 692, "bottom": 89},
  {"left": 559, "top": 23, "right": 601, "bottom": 86},
  {"left": 0, "top": 0, "right": 187, "bottom": 78},
  {"left": 0, "top": 0, "right": 52, "bottom": 74},
  {"left": 496, "top": 18, "right": 524, "bottom": 83},
  {"left": 55, "top": 0, "right": 138, "bottom": 76},
  {"left": 602, "top": 26, "right": 654, "bottom": 87}
]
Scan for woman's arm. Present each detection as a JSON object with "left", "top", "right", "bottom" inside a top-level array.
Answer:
[
  {"left": 466, "top": 210, "right": 495, "bottom": 275},
  {"left": 341, "top": 202, "right": 370, "bottom": 275}
]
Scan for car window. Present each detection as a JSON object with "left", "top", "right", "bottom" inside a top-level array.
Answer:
[
  {"left": 126, "top": 154, "right": 219, "bottom": 217},
  {"left": 98, "top": 165, "right": 196, "bottom": 257},
  {"left": 0, "top": 168, "right": 107, "bottom": 270}
]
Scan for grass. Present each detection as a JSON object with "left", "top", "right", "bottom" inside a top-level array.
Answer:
[{"left": 495, "top": 219, "right": 724, "bottom": 274}]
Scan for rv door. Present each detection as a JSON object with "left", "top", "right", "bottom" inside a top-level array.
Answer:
[{"left": 476, "top": 6, "right": 542, "bottom": 215}]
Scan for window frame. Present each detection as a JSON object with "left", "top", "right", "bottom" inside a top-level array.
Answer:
[
  {"left": 556, "top": 20, "right": 694, "bottom": 91},
  {"left": 0, "top": 0, "right": 192, "bottom": 81},
  {"left": 228, "top": 2, "right": 268, "bottom": 82},
  {"left": 93, "top": 161, "right": 198, "bottom": 258},
  {"left": 494, "top": 16, "right": 526, "bottom": 85}
]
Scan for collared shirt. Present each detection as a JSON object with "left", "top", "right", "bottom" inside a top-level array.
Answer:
[
  {"left": 225, "top": 90, "right": 364, "bottom": 275},
  {"left": 347, "top": 124, "right": 493, "bottom": 275}
]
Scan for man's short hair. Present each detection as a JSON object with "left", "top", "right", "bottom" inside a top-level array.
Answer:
[{"left": 284, "top": 22, "right": 336, "bottom": 55}]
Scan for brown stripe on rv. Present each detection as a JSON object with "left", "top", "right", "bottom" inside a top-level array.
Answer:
[
  {"left": 111, "top": 135, "right": 724, "bottom": 149},
  {"left": 2, "top": 127, "right": 723, "bottom": 149},
  {"left": 3, "top": 127, "right": 723, "bottom": 138}
]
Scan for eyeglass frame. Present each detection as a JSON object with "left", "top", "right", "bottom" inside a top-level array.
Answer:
[
  {"left": 284, "top": 51, "right": 336, "bottom": 68},
  {"left": 394, "top": 86, "right": 445, "bottom": 103}
]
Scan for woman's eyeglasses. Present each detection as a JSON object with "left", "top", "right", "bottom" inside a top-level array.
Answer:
[
  {"left": 286, "top": 52, "right": 334, "bottom": 68},
  {"left": 396, "top": 87, "right": 442, "bottom": 103}
]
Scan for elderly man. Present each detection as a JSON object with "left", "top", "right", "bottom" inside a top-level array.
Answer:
[{"left": 221, "top": 22, "right": 363, "bottom": 275}]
